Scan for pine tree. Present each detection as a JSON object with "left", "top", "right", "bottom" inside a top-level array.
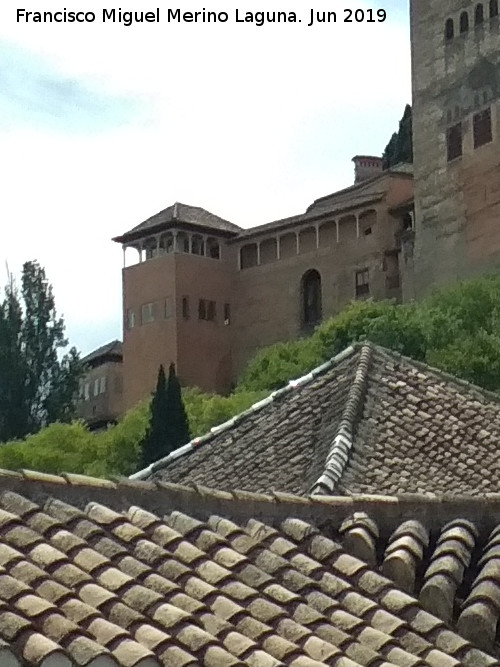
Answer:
[{"left": 141, "top": 363, "right": 191, "bottom": 467}]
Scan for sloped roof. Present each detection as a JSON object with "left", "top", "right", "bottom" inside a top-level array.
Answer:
[
  {"left": 0, "top": 469, "right": 498, "bottom": 666},
  {"left": 135, "top": 343, "right": 500, "bottom": 497},
  {"left": 82, "top": 340, "right": 123, "bottom": 366},
  {"left": 113, "top": 203, "right": 242, "bottom": 244}
]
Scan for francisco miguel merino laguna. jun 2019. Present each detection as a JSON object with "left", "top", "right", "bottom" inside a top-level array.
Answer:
[{"left": 16, "top": 7, "right": 388, "bottom": 27}]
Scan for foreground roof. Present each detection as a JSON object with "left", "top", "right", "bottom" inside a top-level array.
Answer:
[
  {"left": 0, "top": 469, "right": 498, "bottom": 666},
  {"left": 135, "top": 343, "right": 500, "bottom": 496},
  {"left": 113, "top": 203, "right": 242, "bottom": 244}
]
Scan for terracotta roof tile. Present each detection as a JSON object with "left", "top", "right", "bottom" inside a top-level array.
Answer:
[{"left": 0, "top": 474, "right": 498, "bottom": 665}]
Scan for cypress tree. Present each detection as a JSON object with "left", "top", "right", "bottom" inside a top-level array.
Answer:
[
  {"left": 382, "top": 104, "right": 413, "bottom": 169},
  {"left": 141, "top": 363, "right": 191, "bottom": 467}
]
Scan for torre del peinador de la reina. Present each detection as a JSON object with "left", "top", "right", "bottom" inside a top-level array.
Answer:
[{"left": 111, "top": 0, "right": 500, "bottom": 412}]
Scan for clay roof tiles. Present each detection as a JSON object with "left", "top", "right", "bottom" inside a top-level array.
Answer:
[
  {"left": 138, "top": 343, "right": 500, "bottom": 497},
  {"left": 0, "top": 471, "right": 500, "bottom": 665},
  {"left": 113, "top": 203, "right": 242, "bottom": 243}
]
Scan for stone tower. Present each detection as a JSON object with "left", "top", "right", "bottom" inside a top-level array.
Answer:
[{"left": 408, "top": 0, "right": 500, "bottom": 298}]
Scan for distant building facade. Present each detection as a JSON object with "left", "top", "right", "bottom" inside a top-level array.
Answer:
[
  {"left": 76, "top": 341, "right": 123, "bottom": 429},
  {"left": 112, "top": 1, "right": 500, "bottom": 410},
  {"left": 113, "top": 160, "right": 413, "bottom": 410},
  {"left": 405, "top": 0, "right": 500, "bottom": 299}
]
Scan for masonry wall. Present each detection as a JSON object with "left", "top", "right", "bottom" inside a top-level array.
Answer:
[
  {"left": 409, "top": 0, "right": 500, "bottom": 299},
  {"left": 122, "top": 247, "right": 236, "bottom": 411}
]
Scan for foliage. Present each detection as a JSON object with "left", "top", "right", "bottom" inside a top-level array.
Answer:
[
  {"left": 0, "top": 261, "right": 83, "bottom": 442},
  {"left": 183, "top": 387, "right": 266, "bottom": 436},
  {"left": 383, "top": 104, "right": 413, "bottom": 168},
  {"left": 0, "top": 383, "right": 264, "bottom": 477}
]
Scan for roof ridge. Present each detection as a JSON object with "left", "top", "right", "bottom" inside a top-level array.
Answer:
[
  {"left": 129, "top": 344, "right": 360, "bottom": 481},
  {"left": 310, "top": 343, "right": 373, "bottom": 495}
]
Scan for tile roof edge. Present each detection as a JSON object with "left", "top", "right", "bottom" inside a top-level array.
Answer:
[
  {"left": 129, "top": 344, "right": 360, "bottom": 480},
  {"left": 5, "top": 469, "right": 500, "bottom": 532},
  {"left": 310, "top": 343, "right": 373, "bottom": 495}
]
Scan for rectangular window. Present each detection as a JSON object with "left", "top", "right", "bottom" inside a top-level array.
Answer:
[
  {"left": 355, "top": 269, "right": 370, "bottom": 297},
  {"left": 198, "top": 298, "right": 207, "bottom": 320},
  {"left": 99, "top": 376, "right": 107, "bottom": 394},
  {"left": 447, "top": 123, "right": 462, "bottom": 161},
  {"left": 182, "top": 296, "right": 190, "bottom": 320},
  {"left": 84, "top": 383, "right": 90, "bottom": 400},
  {"left": 207, "top": 300, "right": 216, "bottom": 321},
  {"left": 126, "top": 308, "right": 136, "bottom": 330},
  {"left": 224, "top": 303, "right": 231, "bottom": 325},
  {"left": 473, "top": 108, "right": 492, "bottom": 148},
  {"left": 93, "top": 379, "right": 100, "bottom": 397},
  {"left": 141, "top": 302, "right": 155, "bottom": 324},
  {"left": 165, "top": 296, "right": 173, "bottom": 318}
]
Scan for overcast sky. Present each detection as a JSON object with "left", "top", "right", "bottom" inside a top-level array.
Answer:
[{"left": 0, "top": 0, "right": 410, "bottom": 356}]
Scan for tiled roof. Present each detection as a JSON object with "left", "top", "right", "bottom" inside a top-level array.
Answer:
[
  {"left": 0, "top": 469, "right": 499, "bottom": 666},
  {"left": 113, "top": 203, "right": 242, "bottom": 243},
  {"left": 82, "top": 341, "right": 123, "bottom": 366},
  {"left": 135, "top": 343, "right": 500, "bottom": 497}
]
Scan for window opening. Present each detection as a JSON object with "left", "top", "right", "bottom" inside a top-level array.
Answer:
[
  {"left": 447, "top": 123, "right": 463, "bottom": 161},
  {"left": 473, "top": 108, "right": 492, "bottom": 148}
]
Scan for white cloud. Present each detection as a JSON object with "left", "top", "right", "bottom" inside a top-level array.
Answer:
[{"left": 0, "top": 0, "right": 411, "bottom": 355}]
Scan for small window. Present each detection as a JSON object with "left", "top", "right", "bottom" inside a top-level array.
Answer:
[
  {"left": 475, "top": 3, "right": 484, "bottom": 24},
  {"left": 447, "top": 123, "right": 463, "bottom": 161},
  {"left": 224, "top": 303, "right": 231, "bottom": 325},
  {"left": 491, "top": 0, "right": 499, "bottom": 17},
  {"left": 165, "top": 296, "right": 173, "bottom": 318},
  {"left": 198, "top": 299, "right": 207, "bottom": 320},
  {"left": 141, "top": 302, "right": 155, "bottom": 324},
  {"left": 355, "top": 269, "right": 370, "bottom": 297},
  {"left": 126, "top": 308, "right": 136, "bottom": 330},
  {"left": 191, "top": 235, "right": 205, "bottom": 255},
  {"left": 460, "top": 11, "right": 469, "bottom": 32},
  {"left": 84, "top": 383, "right": 90, "bottom": 401},
  {"left": 93, "top": 379, "right": 100, "bottom": 397},
  {"left": 99, "top": 376, "right": 106, "bottom": 394},
  {"left": 445, "top": 17, "right": 454, "bottom": 40},
  {"left": 182, "top": 296, "right": 190, "bottom": 320},
  {"left": 473, "top": 108, "right": 492, "bottom": 148},
  {"left": 207, "top": 300, "right": 216, "bottom": 321},
  {"left": 207, "top": 238, "right": 220, "bottom": 259}
]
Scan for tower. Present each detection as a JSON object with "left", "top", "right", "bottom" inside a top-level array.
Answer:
[
  {"left": 409, "top": 0, "right": 500, "bottom": 297},
  {"left": 113, "top": 203, "right": 241, "bottom": 411}
]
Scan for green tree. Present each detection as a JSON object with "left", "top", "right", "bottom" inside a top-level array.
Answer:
[
  {"left": 383, "top": 104, "right": 413, "bottom": 168},
  {"left": 0, "top": 261, "right": 83, "bottom": 441},
  {"left": 141, "top": 363, "right": 191, "bottom": 467}
]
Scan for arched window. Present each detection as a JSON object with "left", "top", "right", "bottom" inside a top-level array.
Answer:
[
  {"left": 490, "top": 0, "right": 499, "bottom": 17},
  {"left": 301, "top": 270, "right": 322, "bottom": 328},
  {"left": 445, "top": 17, "right": 454, "bottom": 40},
  {"left": 460, "top": 11, "right": 469, "bottom": 32},
  {"left": 475, "top": 3, "right": 484, "bottom": 24}
]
